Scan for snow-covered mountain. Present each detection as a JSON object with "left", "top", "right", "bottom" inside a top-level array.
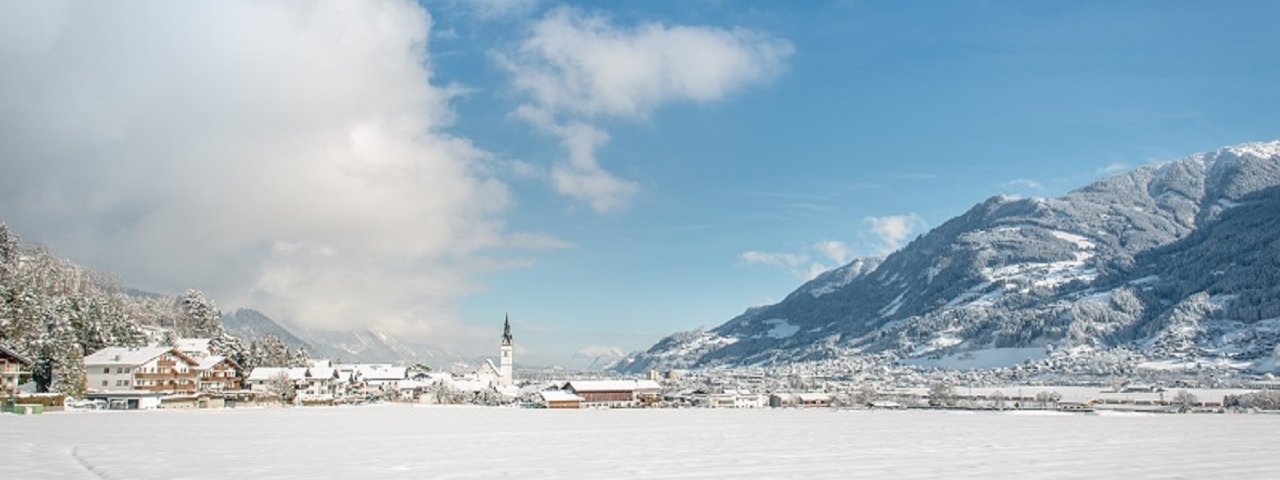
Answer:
[
  {"left": 617, "top": 141, "right": 1280, "bottom": 373},
  {"left": 221, "top": 308, "right": 446, "bottom": 365}
]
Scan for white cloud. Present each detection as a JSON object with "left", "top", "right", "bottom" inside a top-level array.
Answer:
[
  {"left": 0, "top": 0, "right": 552, "bottom": 343},
  {"left": 864, "top": 214, "right": 926, "bottom": 254},
  {"left": 1097, "top": 162, "right": 1130, "bottom": 175},
  {"left": 1002, "top": 178, "right": 1045, "bottom": 191},
  {"left": 499, "top": 7, "right": 792, "bottom": 212},
  {"left": 742, "top": 215, "right": 926, "bottom": 281},
  {"left": 740, "top": 251, "right": 810, "bottom": 269},
  {"left": 741, "top": 242, "right": 847, "bottom": 282},
  {"left": 813, "top": 240, "right": 851, "bottom": 265}
]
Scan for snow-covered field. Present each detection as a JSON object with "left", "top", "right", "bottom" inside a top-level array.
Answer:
[{"left": 3, "top": 405, "right": 1278, "bottom": 479}]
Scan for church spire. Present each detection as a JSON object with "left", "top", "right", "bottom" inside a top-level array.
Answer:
[{"left": 501, "top": 313, "right": 512, "bottom": 346}]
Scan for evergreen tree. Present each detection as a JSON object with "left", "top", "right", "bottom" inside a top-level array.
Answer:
[
  {"left": 177, "top": 289, "right": 222, "bottom": 338},
  {"left": 291, "top": 345, "right": 310, "bottom": 367},
  {"left": 259, "top": 334, "right": 290, "bottom": 367}
]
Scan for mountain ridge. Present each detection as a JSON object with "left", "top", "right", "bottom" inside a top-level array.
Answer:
[{"left": 616, "top": 140, "right": 1280, "bottom": 374}]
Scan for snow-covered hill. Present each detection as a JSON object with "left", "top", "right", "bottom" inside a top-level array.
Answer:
[{"left": 617, "top": 141, "right": 1280, "bottom": 373}]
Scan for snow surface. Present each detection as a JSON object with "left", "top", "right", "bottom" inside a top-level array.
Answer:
[
  {"left": 3, "top": 406, "right": 1279, "bottom": 479},
  {"left": 879, "top": 291, "right": 907, "bottom": 318},
  {"left": 1222, "top": 140, "right": 1280, "bottom": 159},
  {"left": 763, "top": 319, "right": 799, "bottom": 339}
]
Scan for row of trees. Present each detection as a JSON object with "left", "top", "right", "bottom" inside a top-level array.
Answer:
[{"left": 1, "top": 224, "right": 146, "bottom": 397}]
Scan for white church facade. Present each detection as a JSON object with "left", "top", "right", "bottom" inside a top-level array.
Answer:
[{"left": 446, "top": 315, "right": 517, "bottom": 396}]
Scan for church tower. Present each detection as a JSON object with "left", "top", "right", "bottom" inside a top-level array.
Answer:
[{"left": 499, "top": 314, "right": 513, "bottom": 386}]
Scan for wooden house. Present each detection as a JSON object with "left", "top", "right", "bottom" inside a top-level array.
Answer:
[{"left": 84, "top": 347, "right": 201, "bottom": 394}]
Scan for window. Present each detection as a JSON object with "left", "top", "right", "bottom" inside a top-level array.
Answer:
[
  {"left": 101, "top": 380, "right": 108, "bottom": 386},
  {"left": 103, "top": 368, "right": 110, "bottom": 374}
]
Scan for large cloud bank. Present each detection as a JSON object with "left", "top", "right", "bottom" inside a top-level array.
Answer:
[{"left": 0, "top": 0, "right": 530, "bottom": 338}]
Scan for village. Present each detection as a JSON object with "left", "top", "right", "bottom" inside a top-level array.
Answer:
[{"left": 3, "top": 319, "right": 1279, "bottom": 415}]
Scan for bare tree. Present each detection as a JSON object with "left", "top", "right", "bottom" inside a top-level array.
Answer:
[
  {"left": 928, "top": 382, "right": 955, "bottom": 407},
  {"left": 1172, "top": 390, "right": 1198, "bottom": 413},
  {"left": 1034, "top": 390, "right": 1062, "bottom": 408},
  {"left": 268, "top": 371, "right": 297, "bottom": 405}
]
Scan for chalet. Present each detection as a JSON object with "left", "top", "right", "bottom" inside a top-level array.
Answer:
[
  {"left": 1, "top": 343, "right": 32, "bottom": 395},
  {"left": 194, "top": 355, "right": 242, "bottom": 392},
  {"left": 540, "top": 390, "right": 585, "bottom": 409},
  {"left": 84, "top": 347, "right": 201, "bottom": 394},
  {"left": 298, "top": 367, "right": 346, "bottom": 398},
  {"left": 562, "top": 380, "right": 662, "bottom": 408}
]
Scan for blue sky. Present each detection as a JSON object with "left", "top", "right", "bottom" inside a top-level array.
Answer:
[
  {"left": 426, "top": 0, "right": 1280, "bottom": 364},
  {"left": 2, "top": 0, "right": 1278, "bottom": 367}
]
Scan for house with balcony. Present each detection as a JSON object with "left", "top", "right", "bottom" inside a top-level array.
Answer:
[
  {"left": 84, "top": 346, "right": 201, "bottom": 394},
  {"left": 194, "top": 355, "right": 243, "bottom": 392},
  {"left": 1, "top": 343, "right": 32, "bottom": 396}
]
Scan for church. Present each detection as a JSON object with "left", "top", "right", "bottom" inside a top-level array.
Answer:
[{"left": 474, "top": 314, "right": 515, "bottom": 388}]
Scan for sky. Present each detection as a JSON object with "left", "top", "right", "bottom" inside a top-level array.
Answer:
[{"left": 1, "top": 0, "right": 1278, "bottom": 367}]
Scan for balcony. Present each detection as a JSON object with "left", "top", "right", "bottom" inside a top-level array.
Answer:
[{"left": 133, "top": 371, "right": 198, "bottom": 380}]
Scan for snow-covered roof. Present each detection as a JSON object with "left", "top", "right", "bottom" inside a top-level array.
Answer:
[
  {"left": 0, "top": 343, "right": 31, "bottom": 365},
  {"left": 797, "top": 393, "right": 832, "bottom": 402},
  {"left": 564, "top": 380, "right": 662, "bottom": 393},
  {"left": 85, "top": 347, "right": 193, "bottom": 367},
  {"left": 195, "top": 355, "right": 230, "bottom": 371},
  {"left": 247, "top": 367, "right": 308, "bottom": 382},
  {"left": 175, "top": 338, "right": 212, "bottom": 353},
  {"left": 357, "top": 366, "right": 407, "bottom": 381},
  {"left": 309, "top": 359, "right": 333, "bottom": 368},
  {"left": 540, "top": 390, "right": 585, "bottom": 402},
  {"left": 308, "top": 367, "right": 337, "bottom": 380}
]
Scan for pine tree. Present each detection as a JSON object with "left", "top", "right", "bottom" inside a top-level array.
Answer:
[
  {"left": 259, "top": 334, "right": 289, "bottom": 367},
  {"left": 291, "top": 345, "right": 310, "bottom": 367},
  {"left": 177, "top": 289, "right": 222, "bottom": 338}
]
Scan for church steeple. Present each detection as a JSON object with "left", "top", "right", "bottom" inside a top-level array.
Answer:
[
  {"left": 498, "top": 313, "right": 514, "bottom": 386},
  {"left": 501, "top": 313, "right": 513, "bottom": 346}
]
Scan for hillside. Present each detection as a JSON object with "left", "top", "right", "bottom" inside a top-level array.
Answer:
[
  {"left": 617, "top": 141, "right": 1280, "bottom": 373},
  {"left": 221, "top": 308, "right": 447, "bottom": 365}
]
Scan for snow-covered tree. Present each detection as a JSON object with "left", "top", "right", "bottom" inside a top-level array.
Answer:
[
  {"left": 425, "top": 381, "right": 466, "bottom": 405},
  {"left": 257, "top": 335, "right": 292, "bottom": 367},
  {"left": 290, "top": 346, "right": 310, "bottom": 368},
  {"left": 928, "top": 382, "right": 955, "bottom": 407},
  {"left": 267, "top": 371, "right": 297, "bottom": 404},
  {"left": 177, "top": 289, "right": 222, "bottom": 338},
  {"left": 1034, "top": 390, "right": 1062, "bottom": 407},
  {"left": 1172, "top": 390, "right": 1198, "bottom": 413}
]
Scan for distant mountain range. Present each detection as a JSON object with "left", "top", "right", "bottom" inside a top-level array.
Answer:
[
  {"left": 221, "top": 308, "right": 448, "bottom": 365},
  {"left": 616, "top": 141, "right": 1280, "bottom": 373}
]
